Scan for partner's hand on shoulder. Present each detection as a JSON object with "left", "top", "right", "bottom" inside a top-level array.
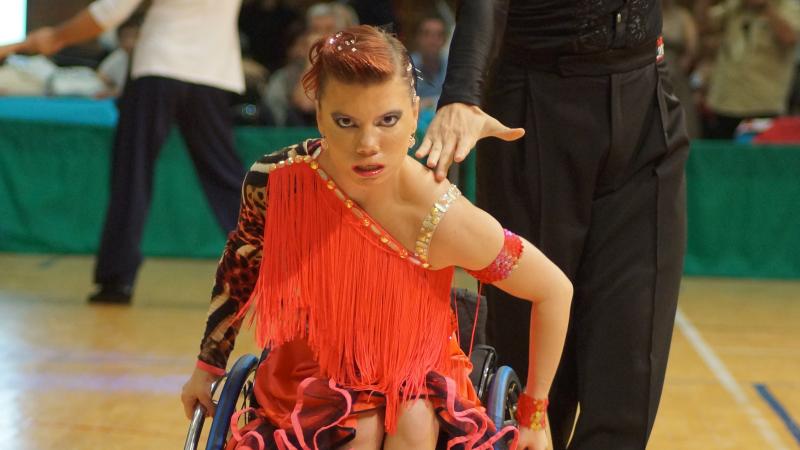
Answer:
[{"left": 416, "top": 102, "right": 525, "bottom": 181}]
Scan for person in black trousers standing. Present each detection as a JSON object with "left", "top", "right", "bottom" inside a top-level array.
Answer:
[
  {"left": 417, "top": 1, "right": 689, "bottom": 449},
  {"left": 0, "top": 0, "right": 246, "bottom": 304}
]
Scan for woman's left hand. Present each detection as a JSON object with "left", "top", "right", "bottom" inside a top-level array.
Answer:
[{"left": 517, "top": 427, "right": 551, "bottom": 450}]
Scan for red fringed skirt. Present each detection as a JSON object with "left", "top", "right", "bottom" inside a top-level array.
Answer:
[{"left": 226, "top": 340, "right": 518, "bottom": 450}]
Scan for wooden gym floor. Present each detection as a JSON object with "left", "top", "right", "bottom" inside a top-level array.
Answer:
[{"left": 0, "top": 252, "right": 797, "bottom": 449}]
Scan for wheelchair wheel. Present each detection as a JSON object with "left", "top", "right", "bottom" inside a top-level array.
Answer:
[
  {"left": 468, "top": 344, "right": 497, "bottom": 402},
  {"left": 485, "top": 365, "right": 522, "bottom": 450},
  {"left": 183, "top": 354, "right": 260, "bottom": 450}
]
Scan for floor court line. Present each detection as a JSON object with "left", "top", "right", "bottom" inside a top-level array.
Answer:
[
  {"left": 754, "top": 383, "right": 800, "bottom": 446},
  {"left": 675, "top": 308, "right": 790, "bottom": 450}
]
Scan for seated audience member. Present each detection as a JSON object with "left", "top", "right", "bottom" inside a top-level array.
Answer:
[
  {"left": 663, "top": 0, "right": 700, "bottom": 138},
  {"left": 239, "top": 0, "right": 301, "bottom": 73},
  {"left": 276, "top": 3, "right": 361, "bottom": 126},
  {"left": 340, "top": 0, "right": 396, "bottom": 27},
  {"left": 306, "top": 2, "right": 353, "bottom": 36},
  {"left": 265, "top": 28, "right": 314, "bottom": 126},
  {"left": 697, "top": 0, "right": 800, "bottom": 138},
  {"left": 410, "top": 15, "right": 448, "bottom": 109}
]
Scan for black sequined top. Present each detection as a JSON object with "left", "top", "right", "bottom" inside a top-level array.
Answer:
[{"left": 439, "top": 0, "right": 662, "bottom": 107}]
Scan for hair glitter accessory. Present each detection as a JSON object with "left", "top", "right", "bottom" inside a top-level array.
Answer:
[
  {"left": 466, "top": 229, "right": 523, "bottom": 283},
  {"left": 330, "top": 31, "right": 357, "bottom": 52}
]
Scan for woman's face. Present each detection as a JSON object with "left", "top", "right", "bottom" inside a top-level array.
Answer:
[{"left": 316, "top": 73, "right": 419, "bottom": 188}]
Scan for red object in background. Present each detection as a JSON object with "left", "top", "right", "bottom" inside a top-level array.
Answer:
[{"left": 753, "top": 117, "right": 800, "bottom": 144}]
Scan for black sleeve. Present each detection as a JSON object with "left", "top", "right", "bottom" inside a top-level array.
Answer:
[{"left": 437, "top": 0, "right": 509, "bottom": 108}]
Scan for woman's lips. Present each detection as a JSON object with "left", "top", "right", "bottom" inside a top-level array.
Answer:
[{"left": 352, "top": 164, "right": 385, "bottom": 177}]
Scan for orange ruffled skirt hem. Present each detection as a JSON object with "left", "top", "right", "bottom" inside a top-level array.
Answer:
[{"left": 225, "top": 340, "right": 519, "bottom": 450}]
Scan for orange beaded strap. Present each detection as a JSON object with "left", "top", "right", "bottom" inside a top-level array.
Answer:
[
  {"left": 516, "top": 392, "right": 548, "bottom": 431},
  {"left": 466, "top": 229, "right": 523, "bottom": 283}
]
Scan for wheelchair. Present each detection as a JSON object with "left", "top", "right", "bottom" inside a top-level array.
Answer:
[{"left": 184, "top": 289, "right": 523, "bottom": 450}]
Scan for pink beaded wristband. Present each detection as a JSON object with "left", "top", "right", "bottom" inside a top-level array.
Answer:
[{"left": 196, "top": 359, "right": 226, "bottom": 377}]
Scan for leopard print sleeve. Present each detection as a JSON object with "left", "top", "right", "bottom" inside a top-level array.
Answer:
[{"left": 196, "top": 141, "right": 314, "bottom": 374}]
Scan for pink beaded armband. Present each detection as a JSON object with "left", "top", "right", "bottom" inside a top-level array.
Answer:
[{"left": 466, "top": 229, "right": 523, "bottom": 283}]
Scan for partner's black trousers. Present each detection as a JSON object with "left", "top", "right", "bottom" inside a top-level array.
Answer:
[{"left": 477, "top": 58, "right": 689, "bottom": 450}]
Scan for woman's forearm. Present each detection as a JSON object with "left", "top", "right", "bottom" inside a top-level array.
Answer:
[{"left": 526, "top": 285, "right": 572, "bottom": 398}]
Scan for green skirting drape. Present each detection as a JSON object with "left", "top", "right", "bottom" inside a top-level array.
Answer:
[{"left": 1, "top": 119, "right": 798, "bottom": 279}]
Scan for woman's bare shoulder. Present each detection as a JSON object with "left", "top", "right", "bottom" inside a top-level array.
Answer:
[
  {"left": 401, "top": 156, "right": 452, "bottom": 206},
  {"left": 400, "top": 157, "right": 505, "bottom": 271}
]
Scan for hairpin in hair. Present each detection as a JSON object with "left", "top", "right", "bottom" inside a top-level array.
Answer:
[
  {"left": 407, "top": 56, "right": 420, "bottom": 96},
  {"left": 330, "top": 31, "right": 357, "bottom": 52}
]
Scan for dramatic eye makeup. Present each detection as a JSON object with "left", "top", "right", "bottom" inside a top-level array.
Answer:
[
  {"left": 332, "top": 114, "right": 355, "bottom": 128},
  {"left": 377, "top": 111, "right": 402, "bottom": 127},
  {"left": 330, "top": 110, "right": 404, "bottom": 128}
]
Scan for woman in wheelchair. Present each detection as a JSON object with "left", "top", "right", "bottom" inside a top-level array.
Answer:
[{"left": 181, "top": 25, "right": 572, "bottom": 450}]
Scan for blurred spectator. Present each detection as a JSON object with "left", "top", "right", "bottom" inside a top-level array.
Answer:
[
  {"left": 698, "top": 0, "right": 800, "bottom": 138},
  {"left": 237, "top": 1, "right": 307, "bottom": 125},
  {"left": 266, "top": 2, "right": 360, "bottom": 126},
  {"left": 265, "top": 29, "right": 313, "bottom": 126},
  {"left": 234, "top": 58, "right": 274, "bottom": 125},
  {"left": 340, "top": 0, "right": 396, "bottom": 28},
  {"left": 331, "top": 2, "right": 359, "bottom": 28},
  {"left": 410, "top": 15, "right": 448, "bottom": 109},
  {"left": 239, "top": 0, "right": 302, "bottom": 73},
  {"left": 663, "top": 0, "right": 700, "bottom": 138},
  {"left": 306, "top": 2, "right": 355, "bottom": 35}
]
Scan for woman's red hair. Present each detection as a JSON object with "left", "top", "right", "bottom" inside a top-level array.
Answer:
[{"left": 302, "top": 25, "right": 414, "bottom": 100}]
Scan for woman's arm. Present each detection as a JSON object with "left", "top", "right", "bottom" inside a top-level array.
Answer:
[
  {"left": 432, "top": 197, "right": 571, "bottom": 391},
  {"left": 195, "top": 167, "right": 267, "bottom": 373},
  {"left": 181, "top": 154, "right": 272, "bottom": 419},
  {"left": 431, "top": 195, "right": 571, "bottom": 449},
  {"left": 763, "top": 1, "right": 800, "bottom": 48},
  {"left": 490, "top": 239, "right": 572, "bottom": 399}
]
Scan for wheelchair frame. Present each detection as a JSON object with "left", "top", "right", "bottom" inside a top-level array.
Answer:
[
  {"left": 184, "top": 349, "right": 521, "bottom": 450},
  {"left": 184, "top": 290, "right": 522, "bottom": 450}
]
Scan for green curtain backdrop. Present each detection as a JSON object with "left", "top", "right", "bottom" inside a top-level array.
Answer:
[
  {"left": 684, "top": 140, "right": 800, "bottom": 279},
  {"left": 0, "top": 119, "right": 314, "bottom": 259},
  {"left": 1, "top": 119, "right": 798, "bottom": 279}
]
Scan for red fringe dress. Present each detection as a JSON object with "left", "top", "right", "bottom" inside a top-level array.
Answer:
[{"left": 196, "top": 140, "right": 518, "bottom": 450}]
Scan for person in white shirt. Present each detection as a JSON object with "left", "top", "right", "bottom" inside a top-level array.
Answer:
[
  {"left": 96, "top": 17, "right": 140, "bottom": 98},
  {"left": 0, "top": 0, "right": 246, "bottom": 304}
]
